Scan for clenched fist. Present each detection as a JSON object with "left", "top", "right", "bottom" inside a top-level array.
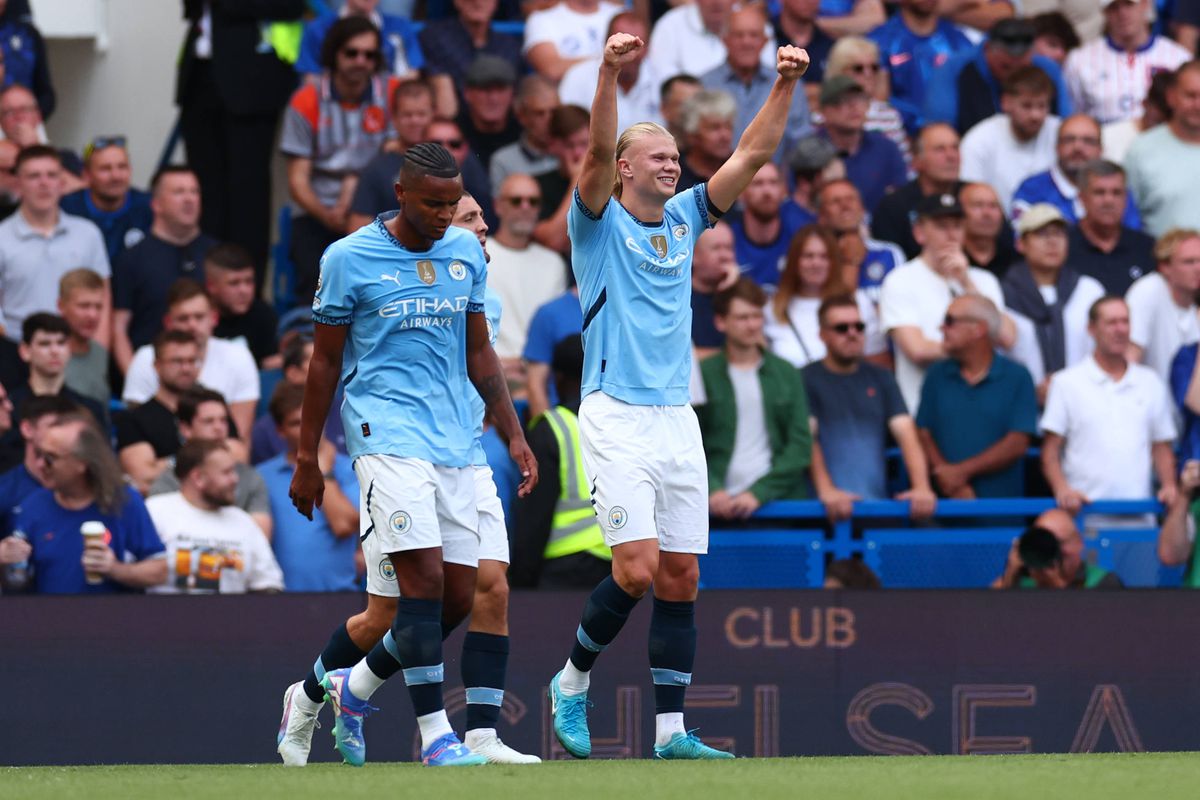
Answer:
[
  {"left": 603, "top": 33, "right": 644, "bottom": 70},
  {"left": 776, "top": 45, "right": 810, "bottom": 81}
]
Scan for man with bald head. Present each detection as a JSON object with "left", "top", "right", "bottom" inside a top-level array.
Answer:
[
  {"left": 871, "top": 122, "right": 963, "bottom": 258},
  {"left": 701, "top": 3, "right": 812, "bottom": 162},
  {"left": 487, "top": 173, "right": 567, "bottom": 370},
  {"left": 993, "top": 509, "right": 1124, "bottom": 589},
  {"left": 915, "top": 294, "right": 1038, "bottom": 499},
  {"left": 1012, "top": 114, "right": 1142, "bottom": 230},
  {"left": 559, "top": 13, "right": 663, "bottom": 135}
]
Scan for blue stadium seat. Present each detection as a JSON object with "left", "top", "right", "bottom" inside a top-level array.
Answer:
[
  {"left": 700, "top": 530, "right": 826, "bottom": 589},
  {"left": 862, "top": 527, "right": 1022, "bottom": 588}
]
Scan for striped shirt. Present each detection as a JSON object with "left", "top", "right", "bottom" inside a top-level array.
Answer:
[{"left": 1064, "top": 35, "right": 1190, "bottom": 124}]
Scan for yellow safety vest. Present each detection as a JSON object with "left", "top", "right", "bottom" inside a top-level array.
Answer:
[{"left": 539, "top": 407, "right": 611, "bottom": 562}]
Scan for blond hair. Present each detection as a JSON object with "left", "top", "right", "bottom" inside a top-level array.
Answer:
[
  {"left": 59, "top": 268, "right": 105, "bottom": 301},
  {"left": 612, "top": 121, "right": 674, "bottom": 200},
  {"left": 1154, "top": 228, "right": 1200, "bottom": 265},
  {"left": 826, "top": 36, "right": 881, "bottom": 80}
]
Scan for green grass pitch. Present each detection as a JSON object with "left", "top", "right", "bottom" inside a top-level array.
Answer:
[{"left": 5, "top": 754, "right": 1200, "bottom": 800}]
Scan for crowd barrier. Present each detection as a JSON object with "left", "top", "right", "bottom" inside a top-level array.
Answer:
[
  {"left": 703, "top": 499, "right": 1176, "bottom": 589},
  {"left": 5, "top": 590, "right": 1199, "bottom": 765}
]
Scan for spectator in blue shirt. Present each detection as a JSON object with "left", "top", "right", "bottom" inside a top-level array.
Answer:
[
  {"left": 60, "top": 137, "right": 152, "bottom": 263},
  {"left": 257, "top": 383, "right": 359, "bottom": 593},
  {"left": 771, "top": 0, "right": 836, "bottom": 85},
  {"left": 1012, "top": 115, "right": 1142, "bottom": 230},
  {"left": 296, "top": 0, "right": 423, "bottom": 80},
  {"left": 729, "top": 162, "right": 806, "bottom": 289},
  {"left": 420, "top": 0, "right": 524, "bottom": 118},
  {"left": 3, "top": 414, "right": 166, "bottom": 594},
  {"left": 816, "top": 75, "right": 907, "bottom": 214},
  {"left": 924, "top": 18, "right": 1071, "bottom": 136},
  {"left": 868, "top": 0, "right": 973, "bottom": 135},
  {"left": 0, "top": 394, "right": 75, "bottom": 537},
  {"left": 0, "top": 1, "right": 54, "bottom": 119},
  {"left": 523, "top": 288, "right": 582, "bottom": 421},
  {"left": 916, "top": 294, "right": 1039, "bottom": 498}
]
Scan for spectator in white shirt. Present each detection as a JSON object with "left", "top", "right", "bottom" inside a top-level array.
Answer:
[
  {"left": 647, "top": 0, "right": 775, "bottom": 85},
  {"left": 880, "top": 192, "right": 1015, "bottom": 414},
  {"left": 1041, "top": 296, "right": 1178, "bottom": 514},
  {"left": 522, "top": 0, "right": 622, "bottom": 82},
  {"left": 146, "top": 439, "right": 283, "bottom": 595},
  {"left": 558, "top": 12, "right": 662, "bottom": 135},
  {"left": 122, "top": 279, "right": 259, "bottom": 444},
  {"left": 1001, "top": 203, "right": 1106, "bottom": 398},
  {"left": 959, "top": 65, "right": 1061, "bottom": 215},
  {"left": 1125, "top": 228, "right": 1200, "bottom": 382},
  {"left": 487, "top": 173, "right": 567, "bottom": 376}
]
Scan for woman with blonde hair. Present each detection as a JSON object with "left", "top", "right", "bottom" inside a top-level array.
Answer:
[
  {"left": 821, "top": 36, "right": 911, "bottom": 167},
  {"left": 764, "top": 224, "right": 886, "bottom": 367}
]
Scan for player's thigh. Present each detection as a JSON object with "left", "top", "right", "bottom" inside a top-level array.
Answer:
[
  {"left": 433, "top": 464, "right": 482, "bottom": 568},
  {"left": 357, "top": 477, "right": 403, "bottom": 600},
  {"left": 473, "top": 465, "right": 510, "bottom": 565},
  {"left": 579, "top": 392, "right": 660, "bottom": 548},
  {"left": 654, "top": 405, "right": 710, "bottom": 555},
  {"left": 355, "top": 455, "right": 445, "bottom": 557}
]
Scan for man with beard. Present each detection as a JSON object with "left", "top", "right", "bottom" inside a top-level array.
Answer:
[
  {"left": 1012, "top": 114, "right": 1141, "bottom": 230},
  {"left": 60, "top": 136, "right": 152, "bottom": 262},
  {"left": 729, "top": 162, "right": 803, "bottom": 289},
  {"left": 146, "top": 439, "right": 283, "bottom": 595}
]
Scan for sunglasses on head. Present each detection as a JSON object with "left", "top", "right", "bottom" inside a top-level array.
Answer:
[
  {"left": 827, "top": 321, "right": 866, "bottom": 334},
  {"left": 83, "top": 135, "right": 127, "bottom": 162}
]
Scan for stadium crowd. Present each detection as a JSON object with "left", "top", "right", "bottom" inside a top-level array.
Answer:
[{"left": 3, "top": 0, "right": 1200, "bottom": 594}]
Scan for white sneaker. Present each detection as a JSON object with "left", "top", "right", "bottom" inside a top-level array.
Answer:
[
  {"left": 465, "top": 731, "right": 542, "bottom": 764},
  {"left": 276, "top": 681, "right": 323, "bottom": 766}
]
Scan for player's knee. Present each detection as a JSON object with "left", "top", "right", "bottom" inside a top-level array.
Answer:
[
  {"left": 658, "top": 555, "right": 700, "bottom": 594},
  {"left": 614, "top": 562, "right": 655, "bottom": 597}
]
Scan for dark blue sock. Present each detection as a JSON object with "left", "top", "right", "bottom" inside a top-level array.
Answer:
[
  {"left": 364, "top": 631, "right": 404, "bottom": 682},
  {"left": 462, "top": 632, "right": 509, "bottom": 731},
  {"left": 568, "top": 576, "right": 641, "bottom": 673},
  {"left": 391, "top": 598, "right": 445, "bottom": 717},
  {"left": 303, "top": 623, "right": 367, "bottom": 704},
  {"left": 648, "top": 598, "right": 696, "bottom": 714}
]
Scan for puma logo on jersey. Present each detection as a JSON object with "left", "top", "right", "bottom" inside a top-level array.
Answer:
[{"left": 379, "top": 271, "right": 402, "bottom": 287}]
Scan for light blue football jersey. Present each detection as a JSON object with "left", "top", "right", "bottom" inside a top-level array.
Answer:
[
  {"left": 468, "top": 287, "right": 503, "bottom": 467},
  {"left": 312, "top": 212, "right": 487, "bottom": 466},
  {"left": 568, "top": 184, "right": 714, "bottom": 406}
]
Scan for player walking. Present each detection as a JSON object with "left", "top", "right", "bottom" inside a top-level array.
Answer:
[
  {"left": 547, "top": 34, "right": 808, "bottom": 760},
  {"left": 280, "top": 146, "right": 536, "bottom": 768}
]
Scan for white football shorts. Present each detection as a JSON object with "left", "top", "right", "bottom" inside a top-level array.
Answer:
[
  {"left": 357, "top": 455, "right": 480, "bottom": 598},
  {"left": 578, "top": 391, "right": 709, "bottom": 554}
]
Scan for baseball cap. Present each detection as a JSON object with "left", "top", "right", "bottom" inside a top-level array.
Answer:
[
  {"left": 988, "top": 18, "right": 1036, "bottom": 56},
  {"left": 787, "top": 135, "right": 837, "bottom": 175},
  {"left": 819, "top": 74, "right": 866, "bottom": 106},
  {"left": 464, "top": 55, "right": 517, "bottom": 88},
  {"left": 1015, "top": 203, "right": 1068, "bottom": 235},
  {"left": 915, "top": 192, "right": 964, "bottom": 219}
]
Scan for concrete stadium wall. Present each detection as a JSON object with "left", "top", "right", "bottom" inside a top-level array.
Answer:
[{"left": 3, "top": 590, "right": 1198, "bottom": 765}]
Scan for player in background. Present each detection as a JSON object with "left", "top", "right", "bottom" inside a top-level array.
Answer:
[
  {"left": 547, "top": 34, "right": 809, "bottom": 760},
  {"left": 314, "top": 193, "right": 541, "bottom": 766},
  {"left": 279, "top": 145, "right": 536, "bottom": 768}
]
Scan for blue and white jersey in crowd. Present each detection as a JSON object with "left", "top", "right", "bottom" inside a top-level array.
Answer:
[
  {"left": 869, "top": 16, "right": 973, "bottom": 134},
  {"left": 469, "top": 287, "right": 503, "bottom": 467},
  {"left": 1011, "top": 167, "right": 1143, "bottom": 231},
  {"left": 312, "top": 211, "right": 487, "bottom": 467},
  {"left": 569, "top": 183, "right": 715, "bottom": 406},
  {"left": 858, "top": 237, "right": 906, "bottom": 306}
]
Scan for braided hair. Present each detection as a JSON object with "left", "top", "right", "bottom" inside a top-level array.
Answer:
[{"left": 401, "top": 142, "right": 461, "bottom": 185}]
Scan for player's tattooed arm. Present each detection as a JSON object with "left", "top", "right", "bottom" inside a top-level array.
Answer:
[
  {"left": 289, "top": 322, "right": 349, "bottom": 520},
  {"left": 466, "top": 311, "right": 539, "bottom": 496}
]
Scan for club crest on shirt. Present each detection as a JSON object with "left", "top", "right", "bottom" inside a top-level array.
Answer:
[
  {"left": 672, "top": 224, "right": 688, "bottom": 240},
  {"left": 389, "top": 511, "right": 412, "bottom": 535},
  {"left": 650, "top": 234, "right": 669, "bottom": 258},
  {"left": 448, "top": 260, "right": 467, "bottom": 281},
  {"left": 416, "top": 260, "right": 436, "bottom": 285}
]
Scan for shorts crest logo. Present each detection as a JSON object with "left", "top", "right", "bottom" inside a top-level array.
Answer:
[
  {"left": 650, "top": 234, "right": 668, "bottom": 258},
  {"left": 609, "top": 506, "right": 628, "bottom": 529},
  {"left": 389, "top": 511, "right": 412, "bottom": 535},
  {"left": 416, "top": 260, "right": 436, "bottom": 285},
  {"left": 378, "top": 558, "right": 396, "bottom": 580},
  {"left": 448, "top": 260, "right": 467, "bottom": 281}
]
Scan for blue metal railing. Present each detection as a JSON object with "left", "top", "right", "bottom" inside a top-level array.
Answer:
[{"left": 700, "top": 499, "right": 1174, "bottom": 589}]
